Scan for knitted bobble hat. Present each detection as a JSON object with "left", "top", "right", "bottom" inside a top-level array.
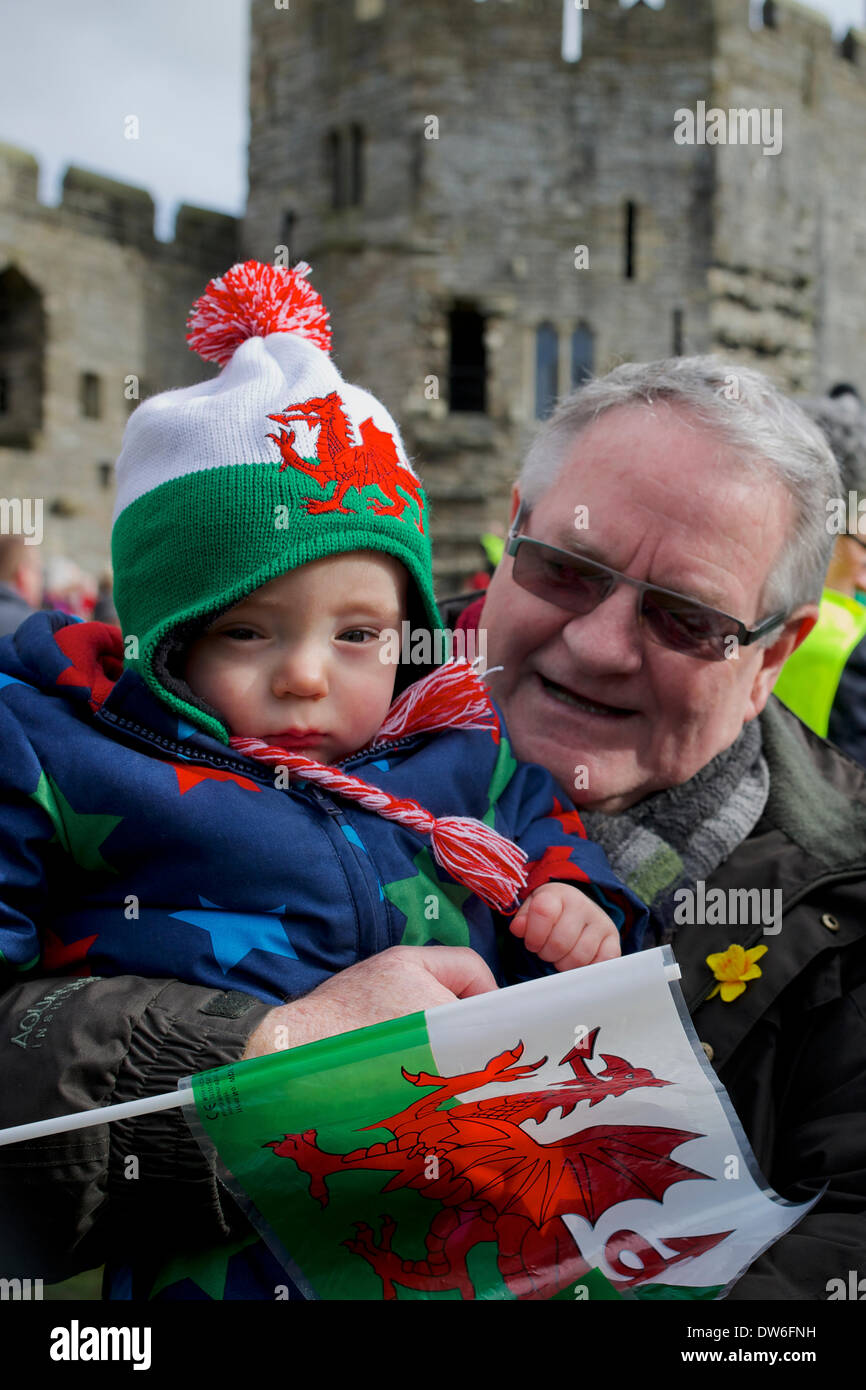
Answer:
[{"left": 110, "top": 260, "right": 440, "bottom": 743}]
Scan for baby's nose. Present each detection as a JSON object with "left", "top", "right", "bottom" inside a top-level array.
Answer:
[{"left": 272, "top": 645, "right": 328, "bottom": 697}]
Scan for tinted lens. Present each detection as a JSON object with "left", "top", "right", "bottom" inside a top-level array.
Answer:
[
  {"left": 642, "top": 590, "right": 733, "bottom": 658},
  {"left": 513, "top": 541, "right": 612, "bottom": 613}
]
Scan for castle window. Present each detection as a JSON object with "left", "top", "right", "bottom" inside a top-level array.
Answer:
[
  {"left": 97, "top": 461, "right": 113, "bottom": 489},
  {"left": 762, "top": 1, "right": 777, "bottom": 29},
  {"left": 325, "top": 129, "right": 344, "bottom": 209},
  {"left": 0, "top": 265, "right": 45, "bottom": 448},
  {"left": 348, "top": 124, "right": 365, "bottom": 205},
  {"left": 80, "top": 372, "right": 101, "bottom": 420},
  {"left": 535, "top": 323, "right": 559, "bottom": 420},
  {"left": 672, "top": 308, "right": 684, "bottom": 356},
  {"left": 571, "top": 324, "right": 595, "bottom": 387},
  {"left": 448, "top": 305, "right": 487, "bottom": 413},
  {"left": 841, "top": 32, "right": 857, "bottom": 63},
  {"left": 624, "top": 201, "right": 638, "bottom": 280},
  {"left": 281, "top": 209, "right": 296, "bottom": 257}
]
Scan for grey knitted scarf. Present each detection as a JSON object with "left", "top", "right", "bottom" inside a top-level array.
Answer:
[{"left": 580, "top": 717, "right": 770, "bottom": 945}]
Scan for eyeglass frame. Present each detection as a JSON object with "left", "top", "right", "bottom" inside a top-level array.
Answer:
[{"left": 505, "top": 503, "right": 790, "bottom": 657}]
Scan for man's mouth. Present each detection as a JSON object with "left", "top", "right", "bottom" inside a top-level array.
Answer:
[{"left": 538, "top": 674, "right": 636, "bottom": 718}]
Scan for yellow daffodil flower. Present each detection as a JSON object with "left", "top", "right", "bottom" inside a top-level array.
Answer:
[{"left": 706, "top": 943, "right": 768, "bottom": 1002}]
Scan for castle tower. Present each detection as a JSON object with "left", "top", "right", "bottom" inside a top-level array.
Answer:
[{"left": 245, "top": 0, "right": 723, "bottom": 590}]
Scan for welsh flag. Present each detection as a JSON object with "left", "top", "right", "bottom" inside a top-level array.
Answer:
[{"left": 183, "top": 947, "right": 812, "bottom": 1300}]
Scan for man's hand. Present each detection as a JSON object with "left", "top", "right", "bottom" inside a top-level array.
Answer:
[
  {"left": 509, "top": 883, "right": 621, "bottom": 971},
  {"left": 242, "top": 945, "right": 498, "bottom": 1060}
]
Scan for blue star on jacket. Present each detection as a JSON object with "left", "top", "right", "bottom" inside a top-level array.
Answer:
[{"left": 170, "top": 896, "right": 298, "bottom": 974}]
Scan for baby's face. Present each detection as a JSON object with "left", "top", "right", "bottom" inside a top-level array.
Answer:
[{"left": 184, "top": 551, "right": 407, "bottom": 764}]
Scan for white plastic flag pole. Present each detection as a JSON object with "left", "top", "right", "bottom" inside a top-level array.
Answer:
[
  {"left": 0, "top": 1087, "right": 192, "bottom": 1148},
  {"left": 0, "top": 962, "right": 682, "bottom": 1148}
]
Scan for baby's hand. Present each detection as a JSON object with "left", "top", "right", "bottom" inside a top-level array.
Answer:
[{"left": 509, "top": 883, "right": 621, "bottom": 971}]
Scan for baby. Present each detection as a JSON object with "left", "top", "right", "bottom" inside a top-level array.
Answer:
[{"left": 183, "top": 547, "right": 623, "bottom": 974}]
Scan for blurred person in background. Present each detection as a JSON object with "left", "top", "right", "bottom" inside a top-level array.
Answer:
[
  {"left": 774, "top": 392, "right": 866, "bottom": 765},
  {"left": 92, "top": 568, "right": 118, "bottom": 626},
  {"left": 0, "top": 535, "right": 43, "bottom": 637},
  {"left": 42, "top": 556, "right": 97, "bottom": 620}
]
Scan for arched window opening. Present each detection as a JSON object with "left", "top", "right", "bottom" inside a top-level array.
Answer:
[
  {"left": 624, "top": 200, "right": 638, "bottom": 280},
  {"left": 348, "top": 124, "right": 365, "bottom": 205},
  {"left": 325, "top": 129, "right": 344, "bottom": 209},
  {"left": 571, "top": 324, "right": 595, "bottom": 387},
  {"left": 535, "top": 323, "right": 559, "bottom": 420},
  {"left": 448, "top": 305, "right": 487, "bottom": 413},
  {"left": 0, "top": 266, "right": 45, "bottom": 448}
]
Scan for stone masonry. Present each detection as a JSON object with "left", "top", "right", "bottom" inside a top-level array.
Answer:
[
  {"left": 0, "top": 143, "right": 237, "bottom": 575},
  {"left": 245, "top": 0, "right": 866, "bottom": 591},
  {"left": 2, "top": 0, "right": 866, "bottom": 593}
]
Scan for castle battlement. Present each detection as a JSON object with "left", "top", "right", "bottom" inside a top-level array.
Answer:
[{"left": 0, "top": 141, "right": 238, "bottom": 259}]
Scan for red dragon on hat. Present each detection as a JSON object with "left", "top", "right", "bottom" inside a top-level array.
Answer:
[{"left": 266, "top": 391, "right": 426, "bottom": 535}]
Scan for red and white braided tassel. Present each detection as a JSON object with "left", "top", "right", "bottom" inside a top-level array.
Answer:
[
  {"left": 372, "top": 657, "right": 497, "bottom": 746},
  {"left": 228, "top": 736, "right": 528, "bottom": 913}
]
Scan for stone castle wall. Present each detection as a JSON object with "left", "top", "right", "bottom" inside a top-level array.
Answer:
[
  {"left": 246, "top": 0, "right": 866, "bottom": 590},
  {"left": 3, "top": 0, "right": 865, "bottom": 593},
  {"left": 0, "top": 143, "right": 237, "bottom": 576}
]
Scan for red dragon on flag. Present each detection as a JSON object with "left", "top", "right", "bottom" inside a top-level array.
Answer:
[{"left": 265, "top": 1028, "right": 732, "bottom": 1299}]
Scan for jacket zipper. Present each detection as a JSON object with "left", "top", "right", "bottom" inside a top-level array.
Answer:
[
  {"left": 304, "top": 784, "right": 389, "bottom": 954},
  {"left": 93, "top": 707, "right": 422, "bottom": 788}
]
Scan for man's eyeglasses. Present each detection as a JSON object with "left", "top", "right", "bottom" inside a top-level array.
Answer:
[{"left": 506, "top": 510, "right": 789, "bottom": 661}]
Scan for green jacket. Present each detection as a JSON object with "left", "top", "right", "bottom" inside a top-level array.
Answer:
[{"left": 678, "top": 696, "right": 866, "bottom": 1299}]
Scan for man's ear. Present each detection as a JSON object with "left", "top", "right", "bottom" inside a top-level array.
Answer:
[
  {"left": 744, "top": 603, "right": 820, "bottom": 720},
  {"left": 508, "top": 484, "right": 521, "bottom": 527}
]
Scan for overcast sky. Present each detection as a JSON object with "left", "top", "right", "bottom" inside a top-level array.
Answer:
[{"left": 0, "top": 0, "right": 862, "bottom": 241}]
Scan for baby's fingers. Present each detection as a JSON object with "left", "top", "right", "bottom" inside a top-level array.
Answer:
[
  {"left": 510, "top": 887, "right": 565, "bottom": 955},
  {"left": 554, "top": 922, "right": 621, "bottom": 972}
]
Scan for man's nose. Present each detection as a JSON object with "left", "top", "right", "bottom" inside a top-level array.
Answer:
[
  {"left": 272, "top": 643, "right": 329, "bottom": 697},
  {"left": 558, "top": 580, "right": 645, "bottom": 671}
]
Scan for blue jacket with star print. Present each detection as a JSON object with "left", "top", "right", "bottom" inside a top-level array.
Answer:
[{"left": 0, "top": 611, "right": 649, "bottom": 1006}]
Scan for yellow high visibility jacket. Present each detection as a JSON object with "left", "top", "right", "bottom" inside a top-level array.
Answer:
[{"left": 773, "top": 588, "right": 866, "bottom": 737}]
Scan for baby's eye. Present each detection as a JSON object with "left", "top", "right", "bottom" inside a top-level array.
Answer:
[
  {"left": 338, "top": 628, "right": 377, "bottom": 644},
  {"left": 221, "top": 626, "right": 262, "bottom": 641}
]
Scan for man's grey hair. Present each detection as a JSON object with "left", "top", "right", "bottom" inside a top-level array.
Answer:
[{"left": 517, "top": 356, "right": 841, "bottom": 625}]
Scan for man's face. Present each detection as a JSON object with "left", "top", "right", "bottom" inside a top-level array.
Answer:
[
  {"left": 184, "top": 551, "right": 407, "bottom": 764},
  {"left": 482, "top": 402, "right": 816, "bottom": 812}
]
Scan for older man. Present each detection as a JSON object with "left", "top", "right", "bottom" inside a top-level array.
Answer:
[
  {"left": 2, "top": 358, "right": 864, "bottom": 1301},
  {"left": 452, "top": 358, "right": 866, "bottom": 1300}
]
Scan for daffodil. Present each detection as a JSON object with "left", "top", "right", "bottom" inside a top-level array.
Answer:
[{"left": 706, "top": 943, "right": 768, "bottom": 1002}]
